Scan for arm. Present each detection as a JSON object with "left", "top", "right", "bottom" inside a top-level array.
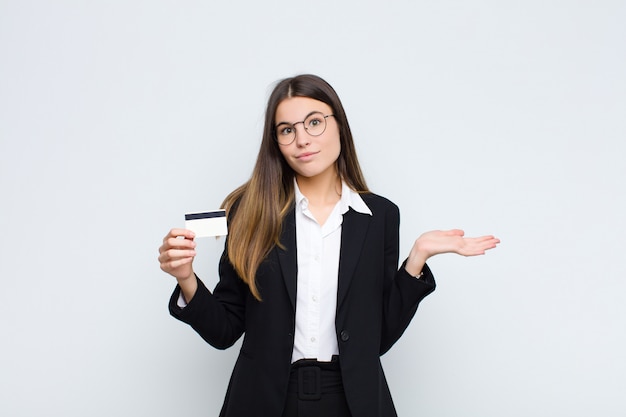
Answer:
[
  {"left": 380, "top": 205, "right": 436, "bottom": 354},
  {"left": 159, "top": 229, "right": 247, "bottom": 349},
  {"left": 379, "top": 206, "right": 501, "bottom": 354}
]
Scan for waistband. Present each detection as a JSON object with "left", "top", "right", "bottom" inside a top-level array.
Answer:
[{"left": 288, "top": 356, "right": 344, "bottom": 400}]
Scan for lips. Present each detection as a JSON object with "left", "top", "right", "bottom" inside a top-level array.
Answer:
[{"left": 295, "top": 151, "right": 319, "bottom": 160}]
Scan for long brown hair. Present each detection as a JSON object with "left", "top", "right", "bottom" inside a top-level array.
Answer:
[{"left": 222, "top": 74, "right": 368, "bottom": 300}]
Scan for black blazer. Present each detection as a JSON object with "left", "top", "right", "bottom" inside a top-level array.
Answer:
[{"left": 170, "top": 193, "right": 436, "bottom": 417}]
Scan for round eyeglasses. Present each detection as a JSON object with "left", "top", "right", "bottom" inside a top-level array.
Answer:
[{"left": 274, "top": 112, "right": 334, "bottom": 146}]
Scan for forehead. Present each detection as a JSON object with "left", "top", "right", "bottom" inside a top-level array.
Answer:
[{"left": 275, "top": 97, "right": 332, "bottom": 123}]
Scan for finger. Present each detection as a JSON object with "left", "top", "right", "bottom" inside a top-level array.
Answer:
[
  {"left": 460, "top": 249, "right": 486, "bottom": 257},
  {"left": 465, "top": 235, "right": 498, "bottom": 243},
  {"left": 162, "top": 236, "right": 196, "bottom": 251},
  {"left": 159, "top": 248, "right": 197, "bottom": 262},
  {"left": 485, "top": 239, "right": 500, "bottom": 250},
  {"left": 160, "top": 256, "right": 194, "bottom": 272},
  {"left": 476, "top": 236, "right": 500, "bottom": 248},
  {"left": 464, "top": 239, "right": 499, "bottom": 255},
  {"left": 471, "top": 238, "right": 497, "bottom": 249},
  {"left": 163, "top": 228, "right": 196, "bottom": 242},
  {"left": 474, "top": 235, "right": 498, "bottom": 241}
]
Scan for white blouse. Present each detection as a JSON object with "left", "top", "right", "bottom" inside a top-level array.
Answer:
[{"left": 291, "top": 180, "right": 372, "bottom": 363}]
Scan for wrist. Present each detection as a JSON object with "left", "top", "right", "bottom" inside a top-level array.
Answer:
[
  {"left": 405, "top": 257, "right": 426, "bottom": 277},
  {"left": 177, "top": 273, "right": 198, "bottom": 304},
  {"left": 176, "top": 270, "right": 195, "bottom": 283}
]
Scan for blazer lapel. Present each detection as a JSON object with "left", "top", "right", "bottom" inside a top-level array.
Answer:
[
  {"left": 337, "top": 208, "right": 371, "bottom": 308},
  {"left": 277, "top": 208, "right": 297, "bottom": 311}
]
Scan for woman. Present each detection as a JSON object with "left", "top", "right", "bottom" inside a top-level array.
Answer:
[{"left": 158, "top": 74, "right": 499, "bottom": 417}]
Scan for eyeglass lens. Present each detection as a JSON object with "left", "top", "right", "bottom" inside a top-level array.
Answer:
[{"left": 275, "top": 112, "right": 329, "bottom": 145}]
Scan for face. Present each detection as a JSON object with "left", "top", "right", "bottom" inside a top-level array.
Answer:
[{"left": 274, "top": 96, "right": 341, "bottom": 181}]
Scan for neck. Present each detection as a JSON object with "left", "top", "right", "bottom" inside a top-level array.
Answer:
[{"left": 296, "top": 170, "right": 342, "bottom": 206}]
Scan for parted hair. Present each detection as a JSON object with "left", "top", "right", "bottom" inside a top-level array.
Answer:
[{"left": 221, "top": 74, "right": 368, "bottom": 300}]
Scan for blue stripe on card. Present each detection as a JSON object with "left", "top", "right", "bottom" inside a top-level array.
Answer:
[{"left": 185, "top": 210, "right": 226, "bottom": 221}]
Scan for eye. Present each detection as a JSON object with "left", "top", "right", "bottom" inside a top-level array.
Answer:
[
  {"left": 307, "top": 117, "right": 322, "bottom": 128},
  {"left": 277, "top": 125, "right": 293, "bottom": 136}
]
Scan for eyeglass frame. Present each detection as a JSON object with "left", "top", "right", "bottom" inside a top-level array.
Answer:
[{"left": 274, "top": 112, "right": 335, "bottom": 146}]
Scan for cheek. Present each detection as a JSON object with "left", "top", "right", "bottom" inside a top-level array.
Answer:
[
  {"left": 331, "top": 136, "right": 341, "bottom": 158},
  {"left": 277, "top": 145, "right": 288, "bottom": 160},
  {"left": 277, "top": 145, "right": 297, "bottom": 169},
  {"left": 276, "top": 140, "right": 294, "bottom": 161}
]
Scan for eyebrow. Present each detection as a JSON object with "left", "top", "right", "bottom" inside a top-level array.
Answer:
[{"left": 275, "top": 110, "right": 323, "bottom": 126}]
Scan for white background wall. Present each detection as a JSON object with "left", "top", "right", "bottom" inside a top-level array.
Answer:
[{"left": 1, "top": 1, "right": 625, "bottom": 416}]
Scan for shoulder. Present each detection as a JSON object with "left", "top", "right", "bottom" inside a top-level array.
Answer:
[
  {"left": 357, "top": 192, "right": 401, "bottom": 237},
  {"left": 360, "top": 192, "right": 399, "bottom": 214}
]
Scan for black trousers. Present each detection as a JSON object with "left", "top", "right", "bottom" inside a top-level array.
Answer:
[{"left": 281, "top": 357, "right": 352, "bottom": 417}]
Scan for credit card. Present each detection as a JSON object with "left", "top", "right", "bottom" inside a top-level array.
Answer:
[{"left": 184, "top": 210, "right": 228, "bottom": 237}]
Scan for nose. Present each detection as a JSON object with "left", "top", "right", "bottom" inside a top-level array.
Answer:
[{"left": 293, "top": 122, "right": 310, "bottom": 147}]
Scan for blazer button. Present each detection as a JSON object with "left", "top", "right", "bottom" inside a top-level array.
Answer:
[{"left": 340, "top": 330, "right": 350, "bottom": 342}]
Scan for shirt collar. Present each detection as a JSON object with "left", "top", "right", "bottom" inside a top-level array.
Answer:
[{"left": 294, "top": 179, "right": 372, "bottom": 216}]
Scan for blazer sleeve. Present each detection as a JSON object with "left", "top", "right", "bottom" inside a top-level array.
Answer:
[
  {"left": 379, "top": 200, "right": 436, "bottom": 355},
  {"left": 168, "top": 249, "right": 248, "bottom": 350}
]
